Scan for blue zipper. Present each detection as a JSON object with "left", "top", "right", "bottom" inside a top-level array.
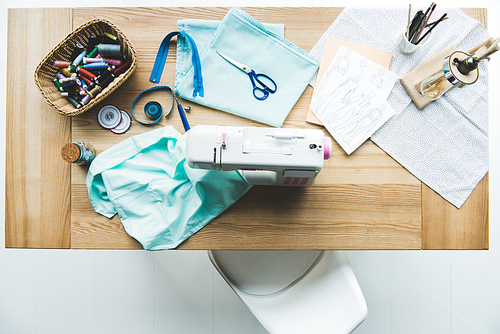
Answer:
[{"left": 149, "top": 31, "right": 204, "bottom": 98}]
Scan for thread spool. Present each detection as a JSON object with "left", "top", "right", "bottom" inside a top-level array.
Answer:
[
  {"left": 60, "top": 67, "right": 72, "bottom": 77},
  {"left": 87, "top": 45, "right": 100, "bottom": 59},
  {"left": 113, "top": 63, "right": 129, "bottom": 76},
  {"left": 77, "top": 67, "right": 96, "bottom": 80},
  {"left": 102, "top": 58, "right": 122, "bottom": 66},
  {"left": 82, "top": 62, "right": 109, "bottom": 71},
  {"left": 71, "top": 50, "right": 86, "bottom": 69},
  {"left": 95, "top": 68, "right": 115, "bottom": 88},
  {"left": 54, "top": 60, "right": 71, "bottom": 67},
  {"left": 61, "top": 142, "right": 95, "bottom": 164},
  {"left": 53, "top": 78, "right": 63, "bottom": 92},
  {"left": 87, "top": 85, "right": 102, "bottom": 98},
  {"left": 70, "top": 43, "right": 85, "bottom": 62},
  {"left": 87, "top": 36, "right": 117, "bottom": 51},
  {"left": 97, "top": 74, "right": 115, "bottom": 89},
  {"left": 81, "top": 94, "right": 92, "bottom": 105},
  {"left": 65, "top": 96, "right": 82, "bottom": 108},
  {"left": 98, "top": 44, "right": 122, "bottom": 57}
]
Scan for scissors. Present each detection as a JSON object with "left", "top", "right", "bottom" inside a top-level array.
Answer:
[{"left": 217, "top": 51, "right": 277, "bottom": 101}]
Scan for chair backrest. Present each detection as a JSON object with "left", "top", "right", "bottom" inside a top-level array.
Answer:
[
  {"left": 209, "top": 250, "right": 367, "bottom": 334},
  {"left": 208, "top": 250, "right": 323, "bottom": 295}
]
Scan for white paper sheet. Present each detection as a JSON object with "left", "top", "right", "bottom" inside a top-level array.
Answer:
[{"left": 310, "top": 45, "right": 398, "bottom": 155}]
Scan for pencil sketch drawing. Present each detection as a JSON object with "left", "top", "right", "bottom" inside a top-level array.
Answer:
[
  {"left": 370, "top": 69, "right": 385, "bottom": 90},
  {"left": 313, "top": 75, "right": 362, "bottom": 116},
  {"left": 359, "top": 58, "right": 367, "bottom": 73},
  {"left": 309, "top": 45, "right": 398, "bottom": 155},
  {"left": 330, "top": 48, "right": 351, "bottom": 75}
]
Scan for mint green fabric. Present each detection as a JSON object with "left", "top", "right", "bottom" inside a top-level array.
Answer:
[
  {"left": 86, "top": 126, "right": 252, "bottom": 250},
  {"left": 175, "top": 18, "right": 285, "bottom": 92},
  {"left": 175, "top": 7, "right": 319, "bottom": 127}
]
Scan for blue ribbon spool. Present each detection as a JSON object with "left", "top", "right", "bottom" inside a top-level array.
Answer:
[{"left": 131, "top": 86, "right": 175, "bottom": 125}]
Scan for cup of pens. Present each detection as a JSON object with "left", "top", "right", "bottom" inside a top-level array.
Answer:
[
  {"left": 395, "top": 3, "right": 447, "bottom": 54},
  {"left": 395, "top": 29, "right": 432, "bottom": 54}
]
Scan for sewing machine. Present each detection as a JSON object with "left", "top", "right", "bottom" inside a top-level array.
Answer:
[{"left": 186, "top": 125, "right": 332, "bottom": 186}]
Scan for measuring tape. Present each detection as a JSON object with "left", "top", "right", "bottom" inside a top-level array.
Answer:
[{"left": 130, "top": 86, "right": 175, "bottom": 125}]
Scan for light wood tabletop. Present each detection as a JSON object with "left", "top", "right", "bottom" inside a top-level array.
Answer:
[{"left": 5, "top": 7, "right": 489, "bottom": 250}]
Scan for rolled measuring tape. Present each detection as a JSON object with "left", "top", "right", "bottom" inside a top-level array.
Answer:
[
  {"left": 131, "top": 86, "right": 175, "bottom": 125},
  {"left": 144, "top": 101, "right": 162, "bottom": 119}
]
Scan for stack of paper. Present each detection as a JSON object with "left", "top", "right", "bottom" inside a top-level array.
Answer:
[{"left": 308, "top": 38, "right": 396, "bottom": 155}]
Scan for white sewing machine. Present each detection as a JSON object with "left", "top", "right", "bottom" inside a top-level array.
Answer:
[{"left": 186, "top": 125, "right": 332, "bottom": 186}]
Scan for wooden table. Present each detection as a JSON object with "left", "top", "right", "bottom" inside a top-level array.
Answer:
[{"left": 5, "top": 7, "right": 489, "bottom": 250}]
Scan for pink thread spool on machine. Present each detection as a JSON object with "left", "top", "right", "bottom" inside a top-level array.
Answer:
[{"left": 400, "top": 37, "right": 499, "bottom": 109}]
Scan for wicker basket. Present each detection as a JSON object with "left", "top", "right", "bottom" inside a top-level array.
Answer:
[{"left": 34, "top": 19, "right": 138, "bottom": 117}]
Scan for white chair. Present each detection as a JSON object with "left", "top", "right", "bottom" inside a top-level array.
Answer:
[{"left": 208, "top": 250, "right": 367, "bottom": 334}]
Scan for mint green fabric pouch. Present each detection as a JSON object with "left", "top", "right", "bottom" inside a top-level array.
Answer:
[
  {"left": 175, "top": 18, "right": 285, "bottom": 91},
  {"left": 175, "top": 7, "right": 319, "bottom": 127},
  {"left": 86, "top": 126, "right": 252, "bottom": 250}
]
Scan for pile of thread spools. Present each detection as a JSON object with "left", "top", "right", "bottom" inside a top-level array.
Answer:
[{"left": 52, "top": 33, "right": 130, "bottom": 109}]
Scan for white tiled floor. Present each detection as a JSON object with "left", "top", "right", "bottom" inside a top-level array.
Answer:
[
  {"left": 1, "top": 247, "right": 500, "bottom": 333},
  {"left": 1, "top": 0, "right": 499, "bottom": 333}
]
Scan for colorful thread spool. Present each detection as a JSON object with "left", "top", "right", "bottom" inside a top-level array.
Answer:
[
  {"left": 54, "top": 60, "right": 71, "bottom": 67},
  {"left": 52, "top": 35, "right": 129, "bottom": 109},
  {"left": 71, "top": 50, "right": 86, "bottom": 70},
  {"left": 77, "top": 67, "right": 96, "bottom": 80},
  {"left": 113, "top": 62, "right": 129, "bottom": 76},
  {"left": 82, "top": 62, "right": 109, "bottom": 71},
  {"left": 98, "top": 44, "right": 122, "bottom": 57}
]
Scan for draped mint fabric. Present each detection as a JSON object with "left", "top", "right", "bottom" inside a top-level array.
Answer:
[{"left": 86, "top": 126, "right": 252, "bottom": 250}]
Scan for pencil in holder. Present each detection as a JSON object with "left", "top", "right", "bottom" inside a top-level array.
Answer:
[{"left": 395, "top": 30, "right": 432, "bottom": 55}]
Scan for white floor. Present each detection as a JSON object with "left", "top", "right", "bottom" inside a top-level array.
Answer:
[{"left": 1, "top": 0, "right": 499, "bottom": 333}]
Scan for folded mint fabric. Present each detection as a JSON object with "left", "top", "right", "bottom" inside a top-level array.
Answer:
[
  {"left": 175, "top": 7, "right": 319, "bottom": 127},
  {"left": 86, "top": 126, "right": 252, "bottom": 250},
  {"left": 175, "top": 18, "right": 284, "bottom": 93}
]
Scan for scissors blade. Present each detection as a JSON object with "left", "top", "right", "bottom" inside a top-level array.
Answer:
[{"left": 216, "top": 51, "right": 252, "bottom": 74}]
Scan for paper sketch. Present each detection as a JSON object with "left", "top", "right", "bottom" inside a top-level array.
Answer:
[
  {"left": 330, "top": 48, "right": 351, "bottom": 75},
  {"left": 359, "top": 58, "right": 367, "bottom": 73},
  {"left": 310, "top": 46, "right": 397, "bottom": 155}
]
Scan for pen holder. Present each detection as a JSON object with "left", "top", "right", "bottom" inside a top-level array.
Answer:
[{"left": 395, "top": 30, "right": 432, "bottom": 54}]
